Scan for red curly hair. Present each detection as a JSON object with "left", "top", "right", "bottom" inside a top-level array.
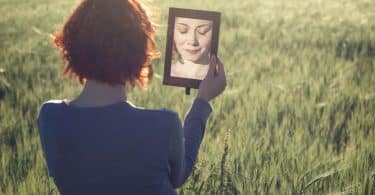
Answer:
[{"left": 54, "top": 0, "right": 159, "bottom": 87}]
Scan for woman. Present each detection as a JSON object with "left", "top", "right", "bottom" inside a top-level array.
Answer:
[
  {"left": 171, "top": 17, "right": 213, "bottom": 80},
  {"left": 37, "top": 0, "right": 226, "bottom": 194}
]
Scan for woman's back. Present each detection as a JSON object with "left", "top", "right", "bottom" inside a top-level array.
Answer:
[
  {"left": 38, "top": 98, "right": 213, "bottom": 194},
  {"left": 39, "top": 100, "right": 179, "bottom": 194}
]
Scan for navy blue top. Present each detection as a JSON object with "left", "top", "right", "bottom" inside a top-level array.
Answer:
[{"left": 37, "top": 98, "right": 212, "bottom": 195}]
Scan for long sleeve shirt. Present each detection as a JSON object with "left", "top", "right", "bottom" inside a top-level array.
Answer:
[{"left": 37, "top": 98, "right": 212, "bottom": 195}]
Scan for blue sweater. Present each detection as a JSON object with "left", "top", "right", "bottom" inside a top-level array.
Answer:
[{"left": 37, "top": 98, "right": 212, "bottom": 195}]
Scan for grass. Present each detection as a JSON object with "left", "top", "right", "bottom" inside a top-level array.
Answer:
[{"left": 0, "top": 0, "right": 374, "bottom": 194}]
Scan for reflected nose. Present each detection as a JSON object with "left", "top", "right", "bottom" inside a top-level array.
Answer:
[{"left": 186, "top": 31, "right": 199, "bottom": 46}]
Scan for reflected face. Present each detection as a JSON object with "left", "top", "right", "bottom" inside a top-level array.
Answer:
[{"left": 174, "top": 17, "right": 213, "bottom": 64}]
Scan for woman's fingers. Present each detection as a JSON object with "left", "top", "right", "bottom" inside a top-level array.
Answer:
[
  {"left": 206, "top": 54, "right": 225, "bottom": 79},
  {"left": 207, "top": 55, "right": 217, "bottom": 77},
  {"left": 198, "top": 55, "right": 226, "bottom": 102},
  {"left": 215, "top": 56, "right": 227, "bottom": 90},
  {"left": 216, "top": 56, "right": 224, "bottom": 75}
]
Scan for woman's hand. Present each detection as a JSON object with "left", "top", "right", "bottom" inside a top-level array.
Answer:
[{"left": 197, "top": 55, "right": 227, "bottom": 102}]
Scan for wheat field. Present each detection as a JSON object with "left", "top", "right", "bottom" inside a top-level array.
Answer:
[{"left": 0, "top": 0, "right": 374, "bottom": 194}]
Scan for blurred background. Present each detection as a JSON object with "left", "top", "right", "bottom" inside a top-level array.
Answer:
[{"left": 0, "top": 0, "right": 374, "bottom": 194}]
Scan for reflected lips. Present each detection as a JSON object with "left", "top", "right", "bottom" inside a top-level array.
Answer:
[{"left": 184, "top": 48, "right": 201, "bottom": 55}]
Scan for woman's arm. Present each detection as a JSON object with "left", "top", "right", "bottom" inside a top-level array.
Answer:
[
  {"left": 168, "top": 98, "right": 212, "bottom": 188},
  {"left": 168, "top": 55, "right": 226, "bottom": 188},
  {"left": 37, "top": 103, "right": 57, "bottom": 178}
]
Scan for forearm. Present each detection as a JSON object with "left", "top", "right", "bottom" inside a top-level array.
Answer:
[{"left": 178, "top": 98, "right": 212, "bottom": 186}]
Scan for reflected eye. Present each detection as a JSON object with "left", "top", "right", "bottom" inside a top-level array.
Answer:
[
  {"left": 176, "top": 25, "right": 188, "bottom": 34},
  {"left": 177, "top": 28, "right": 188, "bottom": 34},
  {"left": 197, "top": 25, "right": 212, "bottom": 35}
]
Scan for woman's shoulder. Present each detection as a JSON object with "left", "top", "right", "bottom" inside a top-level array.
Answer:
[
  {"left": 37, "top": 99, "right": 67, "bottom": 130},
  {"left": 38, "top": 99, "right": 181, "bottom": 125},
  {"left": 134, "top": 106, "right": 180, "bottom": 123},
  {"left": 42, "top": 99, "right": 66, "bottom": 105},
  {"left": 39, "top": 99, "right": 66, "bottom": 114}
]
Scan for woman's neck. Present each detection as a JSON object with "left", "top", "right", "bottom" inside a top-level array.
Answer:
[
  {"left": 69, "top": 79, "right": 126, "bottom": 107},
  {"left": 191, "top": 56, "right": 210, "bottom": 65},
  {"left": 184, "top": 59, "right": 209, "bottom": 66}
]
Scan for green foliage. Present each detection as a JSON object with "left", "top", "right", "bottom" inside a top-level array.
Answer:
[{"left": 0, "top": 0, "right": 374, "bottom": 194}]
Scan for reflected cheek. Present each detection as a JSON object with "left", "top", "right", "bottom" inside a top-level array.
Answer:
[
  {"left": 197, "top": 34, "right": 212, "bottom": 48},
  {"left": 174, "top": 35, "right": 186, "bottom": 51}
]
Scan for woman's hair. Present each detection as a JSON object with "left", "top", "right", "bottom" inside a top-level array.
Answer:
[{"left": 54, "top": 0, "right": 159, "bottom": 87}]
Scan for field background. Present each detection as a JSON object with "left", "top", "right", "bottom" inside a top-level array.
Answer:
[{"left": 0, "top": 0, "right": 374, "bottom": 194}]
